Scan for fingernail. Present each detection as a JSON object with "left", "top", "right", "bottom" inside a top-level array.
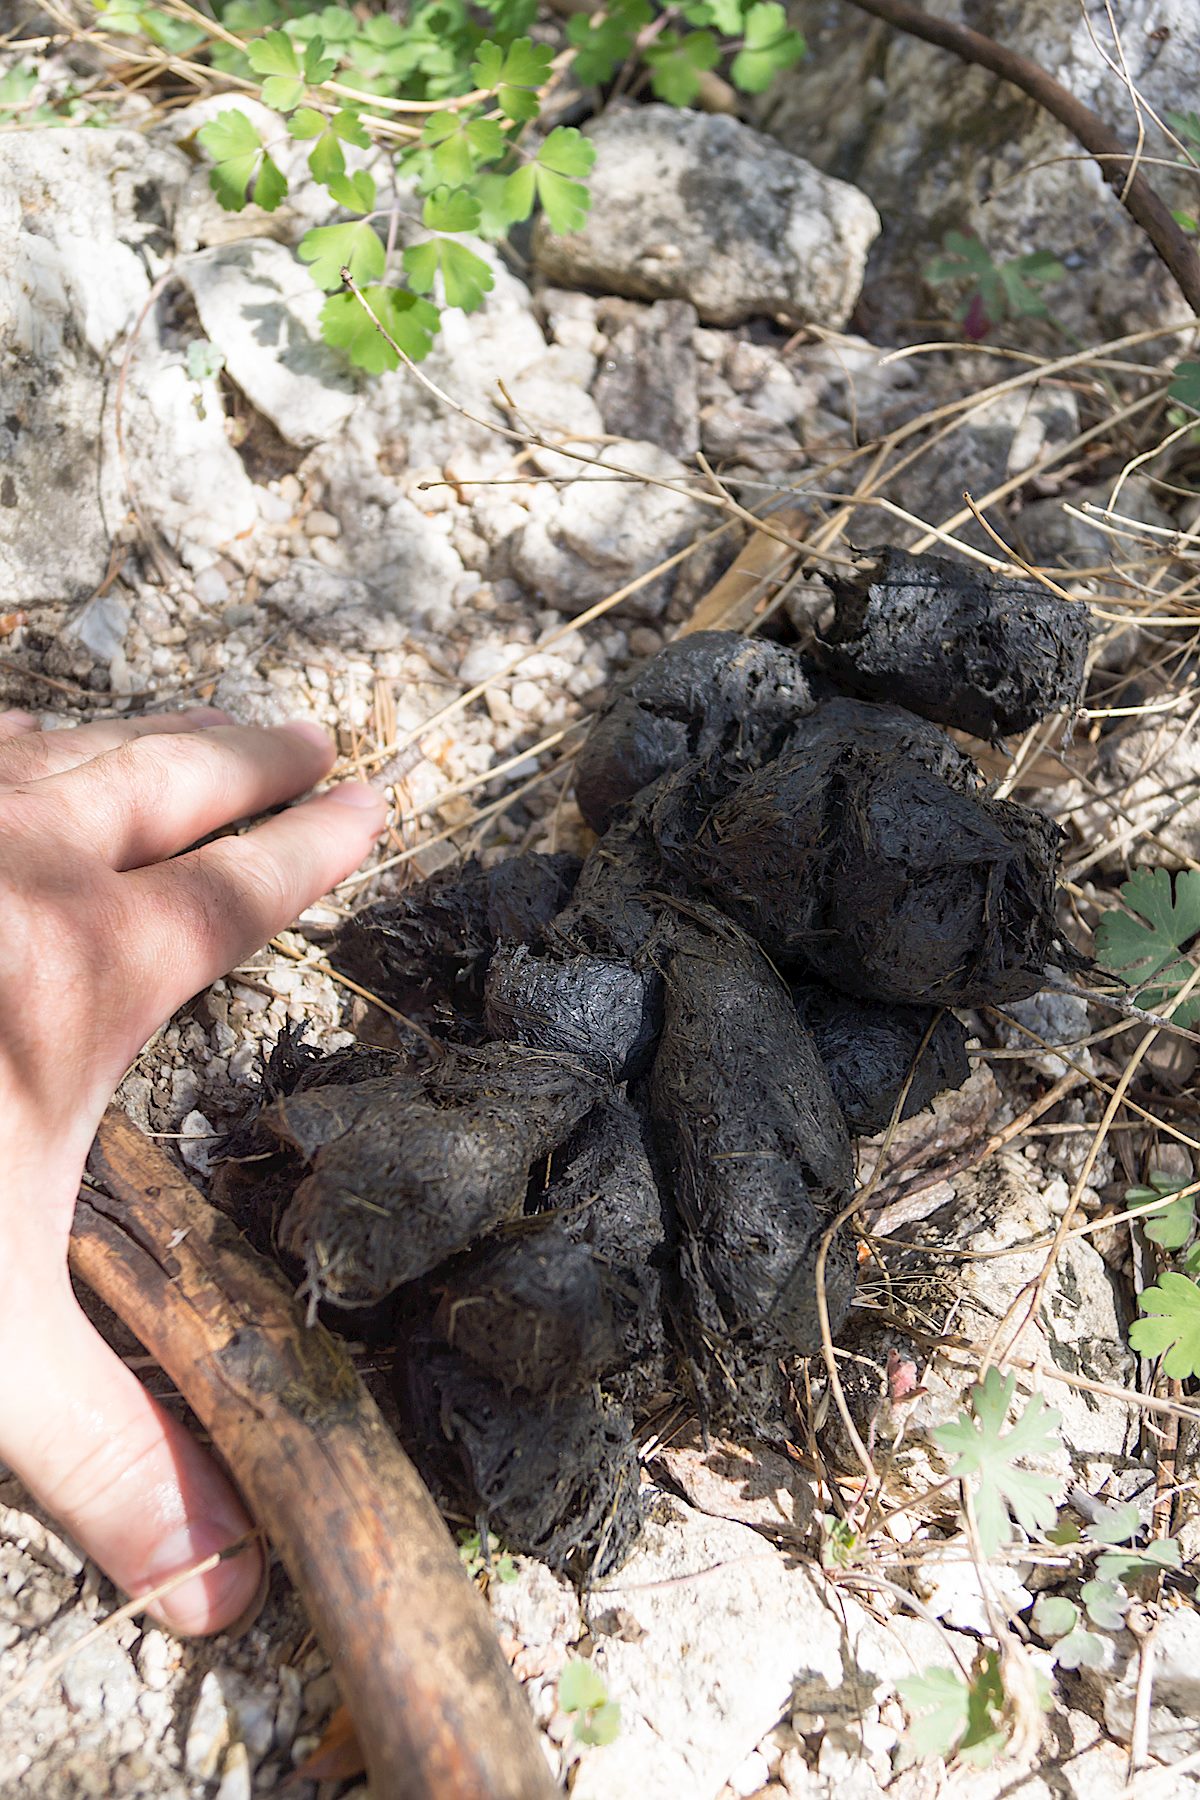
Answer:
[
  {"left": 280, "top": 717, "right": 334, "bottom": 751},
  {"left": 143, "top": 1519, "right": 262, "bottom": 1637},
  {"left": 327, "top": 780, "right": 385, "bottom": 810}
]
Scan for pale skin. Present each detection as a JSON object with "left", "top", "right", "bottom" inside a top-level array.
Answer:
[{"left": 0, "top": 704, "right": 388, "bottom": 1636}]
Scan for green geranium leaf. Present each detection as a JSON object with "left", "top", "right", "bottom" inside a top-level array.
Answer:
[
  {"left": 1129, "top": 1271, "right": 1200, "bottom": 1376},
  {"left": 1127, "top": 1173, "right": 1195, "bottom": 1250},
  {"left": 1097, "top": 1539, "right": 1182, "bottom": 1585},
  {"left": 403, "top": 236, "right": 494, "bottom": 311},
  {"left": 288, "top": 105, "right": 326, "bottom": 139},
  {"left": 897, "top": 1665, "right": 971, "bottom": 1762},
  {"left": 644, "top": 29, "right": 719, "bottom": 106},
  {"left": 319, "top": 285, "right": 440, "bottom": 370},
  {"left": 560, "top": 1658, "right": 608, "bottom": 1714},
  {"left": 473, "top": 171, "right": 529, "bottom": 238},
  {"left": 254, "top": 151, "right": 288, "bottom": 211},
  {"left": 299, "top": 220, "right": 385, "bottom": 289},
  {"left": 933, "top": 1368, "right": 1061, "bottom": 1556},
  {"left": 1094, "top": 867, "right": 1200, "bottom": 1025},
  {"left": 686, "top": 0, "right": 744, "bottom": 28},
  {"left": 729, "top": 1, "right": 805, "bottom": 93},
  {"left": 422, "top": 110, "right": 507, "bottom": 185},
  {"left": 185, "top": 339, "right": 225, "bottom": 382},
  {"left": 1085, "top": 1501, "right": 1143, "bottom": 1546}
]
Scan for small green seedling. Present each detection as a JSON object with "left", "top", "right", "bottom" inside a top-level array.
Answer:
[
  {"left": 559, "top": 1657, "right": 621, "bottom": 1747},
  {"left": 457, "top": 1527, "right": 518, "bottom": 1584},
  {"left": 924, "top": 230, "right": 1065, "bottom": 340}
]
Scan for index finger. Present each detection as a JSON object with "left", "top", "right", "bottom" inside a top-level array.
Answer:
[{"left": 127, "top": 783, "right": 387, "bottom": 1018}]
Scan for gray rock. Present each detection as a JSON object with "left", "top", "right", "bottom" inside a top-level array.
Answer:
[
  {"left": 758, "top": 2, "right": 1200, "bottom": 342},
  {"left": 592, "top": 299, "right": 700, "bottom": 459},
  {"left": 533, "top": 106, "right": 880, "bottom": 329},
  {"left": 1016, "top": 476, "right": 1176, "bottom": 569},
  {"left": 570, "top": 1498, "right": 969, "bottom": 1800},
  {"left": 509, "top": 438, "right": 711, "bottom": 618},
  {"left": 181, "top": 239, "right": 357, "bottom": 448},
  {"left": 263, "top": 535, "right": 463, "bottom": 647},
  {"left": 185, "top": 1670, "right": 231, "bottom": 1781},
  {"left": 69, "top": 592, "right": 130, "bottom": 665},
  {"left": 1065, "top": 695, "right": 1200, "bottom": 866},
  {"left": 0, "top": 129, "right": 188, "bottom": 603}
]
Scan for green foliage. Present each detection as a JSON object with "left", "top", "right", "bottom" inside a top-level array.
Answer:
[
  {"left": 1031, "top": 1595, "right": 1105, "bottom": 1669},
  {"left": 898, "top": 1653, "right": 1009, "bottom": 1768},
  {"left": 185, "top": 340, "right": 226, "bottom": 383},
  {"left": 1169, "top": 361, "right": 1200, "bottom": 413},
  {"left": 471, "top": 36, "right": 553, "bottom": 120},
  {"left": 924, "top": 230, "right": 1065, "bottom": 341},
  {"left": 298, "top": 220, "right": 386, "bottom": 289},
  {"left": 95, "top": 0, "right": 806, "bottom": 375},
  {"left": 559, "top": 1658, "right": 621, "bottom": 1747},
  {"left": 320, "top": 287, "right": 441, "bottom": 371},
  {"left": 1129, "top": 1270, "right": 1200, "bottom": 1376},
  {"left": 820, "top": 1514, "right": 862, "bottom": 1569},
  {"left": 728, "top": 2, "right": 805, "bottom": 93},
  {"left": 934, "top": 1369, "right": 1061, "bottom": 1556},
  {"left": 1094, "top": 867, "right": 1200, "bottom": 1025},
  {"left": 1126, "top": 1172, "right": 1195, "bottom": 1250},
  {"left": 457, "top": 1527, "right": 518, "bottom": 1583},
  {"left": 644, "top": 29, "right": 720, "bottom": 105}
]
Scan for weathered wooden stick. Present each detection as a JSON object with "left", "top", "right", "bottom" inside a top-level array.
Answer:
[{"left": 70, "top": 1110, "right": 556, "bottom": 1800}]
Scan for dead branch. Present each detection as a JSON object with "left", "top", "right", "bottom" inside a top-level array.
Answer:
[
  {"left": 70, "top": 1111, "right": 556, "bottom": 1800},
  {"left": 841, "top": 0, "right": 1200, "bottom": 318}
]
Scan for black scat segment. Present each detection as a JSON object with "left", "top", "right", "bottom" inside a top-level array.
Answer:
[
  {"left": 263, "top": 1045, "right": 605, "bottom": 1307},
  {"left": 433, "top": 1225, "right": 616, "bottom": 1396},
  {"left": 816, "top": 547, "right": 1090, "bottom": 740},
  {"left": 819, "top": 759, "right": 1064, "bottom": 1006},
  {"left": 397, "top": 1343, "right": 643, "bottom": 1577},
  {"left": 648, "top": 928, "right": 855, "bottom": 1392},
  {"left": 574, "top": 630, "right": 815, "bottom": 833},
  {"left": 330, "top": 851, "right": 581, "bottom": 1028},
  {"left": 794, "top": 985, "right": 972, "bottom": 1136},
  {"left": 483, "top": 942, "right": 663, "bottom": 1081}
]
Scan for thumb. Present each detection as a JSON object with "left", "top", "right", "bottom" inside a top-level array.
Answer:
[{"left": 2, "top": 1296, "right": 264, "bottom": 1635}]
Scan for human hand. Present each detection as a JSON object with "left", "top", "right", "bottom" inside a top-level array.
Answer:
[{"left": 0, "top": 705, "right": 386, "bottom": 1634}]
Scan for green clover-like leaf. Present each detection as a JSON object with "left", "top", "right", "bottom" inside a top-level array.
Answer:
[
  {"left": 1126, "top": 1172, "right": 1195, "bottom": 1250},
  {"left": 729, "top": 1, "right": 805, "bottom": 94},
  {"left": 325, "top": 168, "right": 376, "bottom": 213},
  {"left": 422, "top": 110, "right": 507, "bottom": 185},
  {"left": 1054, "top": 1629, "right": 1107, "bottom": 1670},
  {"left": 1085, "top": 1501, "right": 1143, "bottom": 1547},
  {"left": 197, "top": 109, "right": 287, "bottom": 213},
  {"left": 1031, "top": 1594, "right": 1079, "bottom": 1639},
  {"left": 319, "top": 285, "right": 440, "bottom": 371},
  {"left": 1096, "top": 1538, "right": 1182, "bottom": 1586},
  {"left": 298, "top": 220, "right": 385, "bottom": 289},
  {"left": 566, "top": 0, "right": 650, "bottom": 84},
  {"left": 1129, "top": 1272, "right": 1200, "bottom": 1376},
  {"left": 1081, "top": 1577, "right": 1127, "bottom": 1630},
  {"left": 933, "top": 1368, "right": 1061, "bottom": 1556},
  {"left": 403, "top": 235, "right": 494, "bottom": 312},
  {"left": 421, "top": 185, "right": 482, "bottom": 233},
  {"left": 471, "top": 36, "right": 553, "bottom": 121}
]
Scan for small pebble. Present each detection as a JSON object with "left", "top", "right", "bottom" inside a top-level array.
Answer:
[
  {"left": 193, "top": 566, "right": 231, "bottom": 606},
  {"left": 304, "top": 509, "right": 341, "bottom": 539},
  {"left": 728, "top": 1748, "right": 770, "bottom": 1797}
]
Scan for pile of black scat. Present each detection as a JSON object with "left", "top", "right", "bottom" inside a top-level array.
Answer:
[{"left": 216, "top": 552, "right": 1089, "bottom": 1580}]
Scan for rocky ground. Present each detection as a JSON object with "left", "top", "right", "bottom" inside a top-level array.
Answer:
[{"left": 3, "top": 1, "right": 1200, "bottom": 1796}]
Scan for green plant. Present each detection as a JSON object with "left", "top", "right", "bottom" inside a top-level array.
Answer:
[
  {"left": 1094, "top": 867, "right": 1200, "bottom": 1026},
  {"left": 457, "top": 1527, "right": 518, "bottom": 1583},
  {"left": 559, "top": 1657, "right": 621, "bottom": 1747},
  {"left": 92, "top": 0, "right": 805, "bottom": 375},
  {"left": 933, "top": 1369, "right": 1061, "bottom": 1556},
  {"left": 924, "top": 230, "right": 1065, "bottom": 341},
  {"left": 897, "top": 1650, "right": 1046, "bottom": 1768},
  {"left": 1129, "top": 1270, "right": 1200, "bottom": 1376},
  {"left": 1166, "top": 108, "right": 1200, "bottom": 233},
  {"left": 1126, "top": 1171, "right": 1195, "bottom": 1250}
]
